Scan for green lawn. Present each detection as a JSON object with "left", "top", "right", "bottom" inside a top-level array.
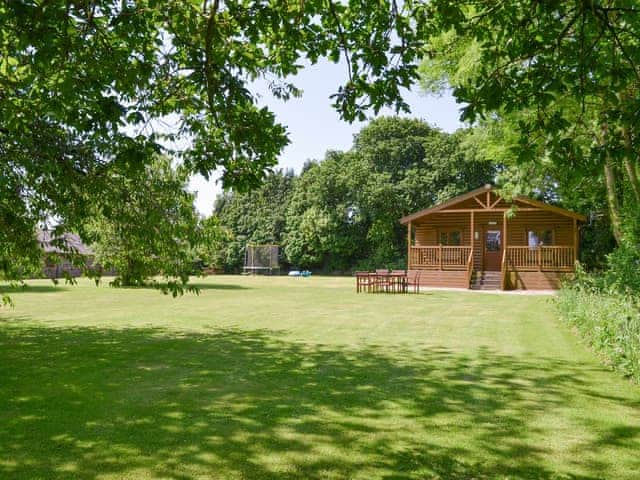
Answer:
[{"left": 1, "top": 276, "right": 639, "bottom": 479}]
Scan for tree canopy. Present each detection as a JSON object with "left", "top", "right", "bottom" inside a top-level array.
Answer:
[
  {"left": 0, "top": 0, "right": 424, "bottom": 284},
  {"left": 418, "top": 1, "right": 640, "bottom": 250},
  {"left": 3, "top": 0, "right": 639, "bottom": 291},
  {"left": 84, "top": 157, "right": 201, "bottom": 292}
]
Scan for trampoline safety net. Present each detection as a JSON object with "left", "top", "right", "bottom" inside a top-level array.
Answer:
[{"left": 243, "top": 244, "right": 279, "bottom": 275}]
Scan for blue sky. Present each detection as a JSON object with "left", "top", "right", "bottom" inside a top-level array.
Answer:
[{"left": 189, "top": 60, "right": 464, "bottom": 216}]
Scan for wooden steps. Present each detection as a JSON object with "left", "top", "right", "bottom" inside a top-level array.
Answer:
[{"left": 470, "top": 271, "right": 502, "bottom": 290}]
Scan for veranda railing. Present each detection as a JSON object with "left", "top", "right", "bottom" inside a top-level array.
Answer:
[
  {"left": 409, "top": 246, "right": 472, "bottom": 270},
  {"left": 506, "top": 246, "right": 575, "bottom": 272}
]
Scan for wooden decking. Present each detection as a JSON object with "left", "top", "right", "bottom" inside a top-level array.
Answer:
[
  {"left": 408, "top": 245, "right": 576, "bottom": 290},
  {"left": 409, "top": 246, "right": 575, "bottom": 271}
]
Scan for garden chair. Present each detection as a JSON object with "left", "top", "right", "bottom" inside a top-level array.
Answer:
[
  {"left": 406, "top": 270, "right": 421, "bottom": 293},
  {"left": 391, "top": 270, "right": 407, "bottom": 293},
  {"left": 375, "top": 269, "right": 391, "bottom": 293},
  {"left": 355, "top": 271, "right": 375, "bottom": 293}
]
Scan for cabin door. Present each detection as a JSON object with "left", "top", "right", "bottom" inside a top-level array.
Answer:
[{"left": 483, "top": 227, "right": 502, "bottom": 271}]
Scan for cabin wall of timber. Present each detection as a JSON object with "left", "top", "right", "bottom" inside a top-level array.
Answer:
[
  {"left": 506, "top": 271, "right": 573, "bottom": 290},
  {"left": 416, "top": 270, "right": 469, "bottom": 288},
  {"left": 414, "top": 213, "right": 472, "bottom": 247},
  {"left": 505, "top": 210, "right": 573, "bottom": 246}
]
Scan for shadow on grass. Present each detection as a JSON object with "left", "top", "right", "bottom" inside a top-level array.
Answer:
[
  {"left": 187, "top": 282, "right": 251, "bottom": 291},
  {"left": 0, "top": 283, "right": 72, "bottom": 294},
  {"left": 105, "top": 281, "right": 251, "bottom": 292},
  {"left": 0, "top": 281, "right": 250, "bottom": 299},
  {"left": 0, "top": 323, "right": 638, "bottom": 479}
]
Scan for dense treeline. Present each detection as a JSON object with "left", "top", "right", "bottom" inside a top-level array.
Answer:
[
  {"left": 212, "top": 115, "right": 625, "bottom": 276},
  {"left": 212, "top": 169, "right": 296, "bottom": 271},
  {"left": 213, "top": 117, "right": 496, "bottom": 272}
]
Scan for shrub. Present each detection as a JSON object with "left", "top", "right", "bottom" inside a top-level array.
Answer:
[
  {"left": 557, "top": 272, "right": 640, "bottom": 383},
  {"left": 603, "top": 243, "right": 640, "bottom": 294}
]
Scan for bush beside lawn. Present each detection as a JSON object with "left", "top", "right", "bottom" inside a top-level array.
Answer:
[{"left": 557, "top": 283, "right": 640, "bottom": 383}]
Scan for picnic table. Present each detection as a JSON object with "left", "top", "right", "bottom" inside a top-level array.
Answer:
[{"left": 355, "top": 270, "right": 420, "bottom": 293}]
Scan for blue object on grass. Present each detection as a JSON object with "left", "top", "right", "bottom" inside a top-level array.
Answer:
[{"left": 288, "top": 270, "right": 311, "bottom": 277}]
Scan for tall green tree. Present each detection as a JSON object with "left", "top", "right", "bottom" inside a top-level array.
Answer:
[
  {"left": 417, "top": 1, "right": 640, "bottom": 249},
  {"left": 284, "top": 117, "right": 495, "bottom": 270},
  {"left": 284, "top": 152, "right": 366, "bottom": 270},
  {"left": 213, "top": 170, "right": 295, "bottom": 271},
  {"left": 85, "top": 158, "right": 200, "bottom": 291}
]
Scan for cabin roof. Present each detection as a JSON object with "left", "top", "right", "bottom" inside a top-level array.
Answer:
[
  {"left": 399, "top": 184, "right": 587, "bottom": 224},
  {"left": 37, "top": 230, "right": 93, "bottom": 255}
]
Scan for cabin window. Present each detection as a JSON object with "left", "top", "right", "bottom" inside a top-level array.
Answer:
[
  {"left": 527, "top": 228, "right": 554, "bottom": 247},
  {"left": 439, "top": 229, "right": 461, "bottom": 246}
]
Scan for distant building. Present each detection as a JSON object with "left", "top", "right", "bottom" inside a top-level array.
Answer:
[{"left": 37, "top": 230, "right": 93, "bottom": 278}]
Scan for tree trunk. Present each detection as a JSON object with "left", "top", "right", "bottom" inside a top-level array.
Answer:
[
  {"left": 604, "top": 156, "right": 624, "bottom": 245},
  {"left": 622, "top": 126, "right": 640, "bottom": 204}
]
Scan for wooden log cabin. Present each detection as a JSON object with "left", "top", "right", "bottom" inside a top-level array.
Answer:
[{"left": 400, "top": 185, "right": 586, "bottom": 290}]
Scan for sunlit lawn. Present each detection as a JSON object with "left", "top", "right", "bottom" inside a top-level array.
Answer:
[{"left": 1, "top": 276, "right": 639, "bottom": 479}]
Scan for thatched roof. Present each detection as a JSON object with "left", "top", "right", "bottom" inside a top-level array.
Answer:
[{"left": 37, "top": 230, "right": 93, "bottom": 256}]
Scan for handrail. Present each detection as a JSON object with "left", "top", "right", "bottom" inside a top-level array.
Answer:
[
  {"left": 410, "top": 246, "right": 471, "bottom": 249},
  {"left": 501, "top": 249, "right": 507, "bottom": 290},
  {"left": 505, "top": 246, "right": 575, "bottom": 272},
  {"left": 409, "top": 246, "right": 472, "bottom": 270},
  {"left": 466, "top": 248, "right": 474, "bottom": 287}
]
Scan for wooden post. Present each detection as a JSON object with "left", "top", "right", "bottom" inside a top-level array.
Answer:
[
  {"left": 503, "top": 211, "right": 508, "bottom": 251},
  {"left": 538, "top": 246, "right": 542, "bottom": 271},
  {"left": 573, "top": 218, "right": 578, "bottom": 264},
  {"left": 470, "top": 211, "right": 474, "bottom": 247},
  {"left": 438, "top": 244, "right": 442, "bottom": 270},
  {"left": 470, "top": 210, "right": 475, "bottom": 270},
  {"left": 503, "top": 211, "right": 508, "bottom": 290},
  {"left": 407, "top": 221, "right": 412, "bottom": 269}
]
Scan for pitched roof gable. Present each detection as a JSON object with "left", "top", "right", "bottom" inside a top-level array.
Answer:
[{"left": 399, "top": 185, "right": 586, "bottom": 224}]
